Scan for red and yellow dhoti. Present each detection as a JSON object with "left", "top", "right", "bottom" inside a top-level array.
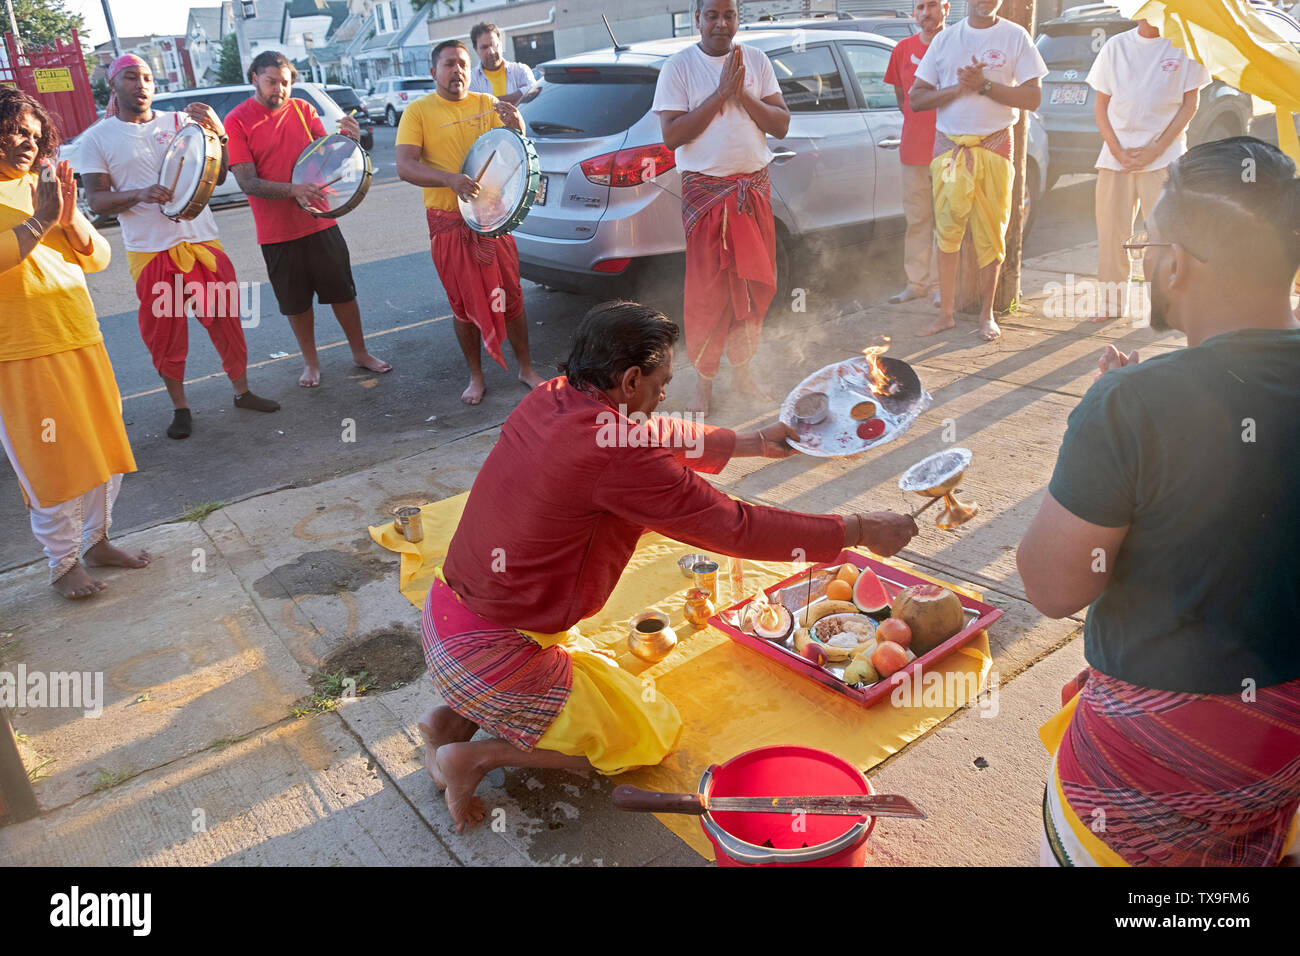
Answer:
[
  {"left": 427, "top": 208, "right": 523, "bottom": 370},
  {"left": 680, "top": 167, "right": 777, "bottom": 380},
  {"left": 127, "top": 240, "right": 247, "bottom": 382}
]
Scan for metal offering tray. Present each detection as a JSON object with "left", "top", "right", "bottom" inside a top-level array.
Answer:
[{"left": 780, "top": 355, "right": 931, "bottom": 457}]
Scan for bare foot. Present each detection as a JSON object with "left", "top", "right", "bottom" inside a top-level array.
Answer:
[
  {"left": 52, "top": 563, "right": 106, "bottom": 600},
  {"left": 461, "top": 375, "right": 486, "bottom": 405},
  {"left": 978, "top": 317, "right": 1002, "bottom": 342},
  {"left": 435, "top": 742, "right": 488, "bottom": 832},
  {"left": 417, "top": 706, "right": 478, "bottom": 790},
  {"left": 299, "top": 364, "right": 321, "bottom": 388},
  {"left": 354, "top": 352, "right": 393, "bottom": 374},
  {"left": 517, "top": 367, "right": 545, "bottom": 389},
  {"left": 686, "top": 379, "right": 712, "bottom": 417},
  {"left": 917, "top": 314, "right": 956, "bottom": 337},
  {"left": 84, "top": 540, "right": 151, "bottom": 569}
]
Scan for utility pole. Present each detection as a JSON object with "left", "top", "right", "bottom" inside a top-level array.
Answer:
[
  {"left": 101, "top": 0, "right": 122, "bottom": 57},
  {"left": 5, "top": 0, "right": 22, "bottom": 52},
  {"left": 994, "top": 0, "right": 1037, "bottom": 314}
]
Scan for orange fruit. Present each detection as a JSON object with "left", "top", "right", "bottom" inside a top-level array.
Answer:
[
  {"left": 835, "top": 563, "right": 860, "bottom": 586},
  {"left": 826, "top": 579, "right": 853, "bottom": 602}
]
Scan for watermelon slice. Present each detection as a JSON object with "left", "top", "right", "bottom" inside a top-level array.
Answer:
[{"left": 852, "top": 565, "right": 891, "bottom": 620}]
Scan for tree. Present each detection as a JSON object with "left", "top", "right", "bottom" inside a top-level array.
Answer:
[
  {"left": 11, "top": 0, "right": 86, "bottom": 49},
  {"left": 217, "top": 33, "right": 243, "bottom": 85},
  {"left": 92, "top": 77, "right": 109, "bottom": 107}
]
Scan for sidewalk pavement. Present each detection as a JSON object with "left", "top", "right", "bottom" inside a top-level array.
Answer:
[{"left": 0, "top": 243, "right": 1174, "bottom": 865}]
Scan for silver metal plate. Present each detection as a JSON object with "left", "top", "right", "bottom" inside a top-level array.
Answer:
[{"left": 780, "top": 355, "right": 931, "bottom": 457}]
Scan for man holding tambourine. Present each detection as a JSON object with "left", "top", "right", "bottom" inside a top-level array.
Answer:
[
  {"left": 395, "top": 39, "right": 545, "bottom": 406},
  {"left": 79, "top": 54, "right": 280, "bottom": 440},
  {"left": 226, "top": 51, "right": 391, "bottom": 388}
]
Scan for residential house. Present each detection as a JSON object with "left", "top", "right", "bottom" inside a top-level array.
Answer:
[{"left": 186, "top": 5, "right": 227, "bottom": 87}]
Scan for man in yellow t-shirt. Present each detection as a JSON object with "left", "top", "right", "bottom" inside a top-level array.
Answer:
[
  {"left": 396, "top": 40, "right": 543, "bottom": 406},
  {"left": 468, "top": 22, "right": 536, "bottom": 105}
]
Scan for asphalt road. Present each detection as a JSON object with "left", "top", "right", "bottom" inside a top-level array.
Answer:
[{"left": 0, "top": 123, "right": 1099, "bottom": 570}]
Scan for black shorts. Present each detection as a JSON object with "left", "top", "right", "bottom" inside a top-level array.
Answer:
[{"left": 260, "top": 225, "right": 357, "bottom": 316}]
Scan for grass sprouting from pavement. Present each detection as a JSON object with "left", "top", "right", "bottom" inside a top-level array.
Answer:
[
  {"left": 92, "top": 768, "right": 131, "bottom": 792},
  {"left": 290, "top": 668, "right": 375, "bottom": 719},
  {"left": 182, "top": 501, "right": 224, "bottom": 523}
]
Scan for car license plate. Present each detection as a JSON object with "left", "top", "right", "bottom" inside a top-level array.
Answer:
[
  {"left": 1050, "top": 83, "right": 1088, "bottom": 106},
  {"left": 535, "top": 175, "right": 548, "bottom": 206}
]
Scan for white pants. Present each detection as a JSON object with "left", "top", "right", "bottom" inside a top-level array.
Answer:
[{"left": 0, "top": 408, "right": 122, "bottom": 580}]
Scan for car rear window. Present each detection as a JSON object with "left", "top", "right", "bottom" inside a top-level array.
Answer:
[
  {"left": 1036, "top": 27, "right": 1125, "bottom": 70},
  {"left": 329, "top": 87, "right": 363, "bottom": 110},
  {"left": 399, "top": 79, "right": 435, "bottom": 92},
  {"left": 523, "top": 67, "right": 658, "bottom": 138}
]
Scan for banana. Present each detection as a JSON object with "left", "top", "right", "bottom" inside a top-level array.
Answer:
[
  {"left": 843, "top": 657, "right": 880, "bottom": 687},
  {"left": 793, "top": 625, "right": 860, "bottom": 663},
  {"left": 796, "top": 599, "right": 859, "bottom": 629}
]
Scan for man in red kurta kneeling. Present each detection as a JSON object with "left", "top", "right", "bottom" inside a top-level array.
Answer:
[{"left": 419, "top": 300, "right": 919, "bottom": 831}]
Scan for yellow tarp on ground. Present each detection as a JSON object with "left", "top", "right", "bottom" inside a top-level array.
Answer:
[
  {"left": 372, "top": 493, "right": 992, "bottom": 860},
  {"left": 1120, "top": 0, "right": 1300, "bottom": 163}
]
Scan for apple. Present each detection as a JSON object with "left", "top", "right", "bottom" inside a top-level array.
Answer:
[{"left": 876, "top": 618, "right": 912, "bottom": 648}]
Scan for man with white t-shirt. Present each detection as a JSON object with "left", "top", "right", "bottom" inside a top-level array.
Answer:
[
  {"left": 652, "top": 0, "right": 790, "bottom": 416},
  {"left": 911, "top": 0, "right": 1047, "bottom": 342},
  {"left": 80, "top": 54, "right": 279, "bottom": 440},
  {"left": 1085, "top": 19, "right": 1209, "bottom": 321}
]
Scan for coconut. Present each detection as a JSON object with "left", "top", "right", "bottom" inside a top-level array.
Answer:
[{"left": 891, "top": 584, "right": 965, "bottom": 655}]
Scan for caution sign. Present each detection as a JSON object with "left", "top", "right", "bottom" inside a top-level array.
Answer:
[{"left": 33, "top": 68, "right": 74, "bottom": 93}]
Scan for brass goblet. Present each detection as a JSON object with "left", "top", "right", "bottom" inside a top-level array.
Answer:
[{"left": 898, "top": 448, "right": 979, "bottom": 529}]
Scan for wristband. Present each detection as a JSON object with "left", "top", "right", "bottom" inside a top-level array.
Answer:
[{"left": 20, "top": 216, "right": 45, "bottom": 241}]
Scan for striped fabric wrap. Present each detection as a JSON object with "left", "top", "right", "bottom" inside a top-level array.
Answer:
[
  {"left": 421, "top": 576, "right": 573, "bottom": 750},
  {"left": 1055, "top": 668, "right": 1300, "bottom": 866},
  {"left": 426, "top": 207, "right": 499, "bottom": 266},
  {"left": 680, "top": 165, "right": 771, "bottom": 242},
  {"left": 934, "top": 127, "right": 1014, "bottom": 168}
]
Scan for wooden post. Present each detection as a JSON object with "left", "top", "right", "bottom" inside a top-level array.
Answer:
[
  {"left": 0, "top": 705, "right": 39, "bottom": 824},
  {"left": 994, "top": 0, "right": 1039, "bottom": 314}
]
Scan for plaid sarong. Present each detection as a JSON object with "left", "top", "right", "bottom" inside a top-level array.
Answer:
[
  {"left": 933, "top": 128, "right": 1014, "bottom": 167},
  {"left": 1050, "top": 668, "right": 1300, "bottom": 866},
  {"left": 680, "top": 166, "right": 771, "bottom": 242},
  {"left": 421, "top": 577, "right": 573, "bottom": 750}
]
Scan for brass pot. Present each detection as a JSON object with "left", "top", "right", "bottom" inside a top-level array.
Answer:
[{"left": 628, "top": 610, "right": 677, "bottom": 663}]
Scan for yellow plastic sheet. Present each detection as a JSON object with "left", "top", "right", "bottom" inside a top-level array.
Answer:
[
  {"left": 372, "top": 493, "right": 994, "bottom": 860},
  {"left": 1119, "top": 0, "right": 1300, "bottom": 163}
]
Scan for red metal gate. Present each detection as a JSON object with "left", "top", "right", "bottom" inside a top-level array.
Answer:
[{"left": 1, "top": 29, "right": 97, "bottom": 140}]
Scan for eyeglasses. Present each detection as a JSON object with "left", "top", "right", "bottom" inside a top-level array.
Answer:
[{"left": 1123, "top": 231, "right": 1208, "bottom": 263}]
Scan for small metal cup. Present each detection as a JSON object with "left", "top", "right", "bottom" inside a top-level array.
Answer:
[
  {"left": 692, "top": 561, "right": 719, "bottom": 598},
  {"left": 628, "top": 611, "right": 677, "bottom": 663},
  {"left": 394, "top": 506, "right": 423, "bottom": 543}
]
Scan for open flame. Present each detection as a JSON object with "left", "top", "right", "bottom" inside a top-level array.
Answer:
[{"left": 861, "top": 339, "right": 899, "bottom": 396}]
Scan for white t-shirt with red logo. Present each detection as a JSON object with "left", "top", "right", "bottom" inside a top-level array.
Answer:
[
  {"left": 76, "top": 112, "right": 220, "bottom": 253},
  {"left": 913, "top": 16, "right": 1047, "bottom": 137},
  {"left": 1086, "top": 28, "right": 1211, "bottom": 172},
  {"left": 651, "top": 43, "right": 781, "bottom": 176}
]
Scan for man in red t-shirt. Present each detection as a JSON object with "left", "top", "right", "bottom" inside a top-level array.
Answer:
[
  {"left": 226, "top": 52, "right": 390, "bottom": 387},
  {"left": 883, "top": 0, "right": 948, "bottom": 306}
]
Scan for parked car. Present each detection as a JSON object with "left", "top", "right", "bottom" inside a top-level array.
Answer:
[
  {"left": 1036, "top": 2, "right": 1300, "bottom": 184},
  {"left": 513, "top": 30, "right": 1048, "bottom": 299},
  {"left": 362, "top": 76, "right": 436, "bottom": 126},
  {"left": 324, "top": 83, "right": 375, "bottom": 150},
  {"left": 739, "top": 13, "right": 921, "bottom": 42}
]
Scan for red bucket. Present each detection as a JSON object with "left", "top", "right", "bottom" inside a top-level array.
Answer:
[{"left": 699, "top": 745, "right": 876, "bottom": 867}]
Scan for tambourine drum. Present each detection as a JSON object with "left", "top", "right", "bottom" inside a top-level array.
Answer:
[
  {"left": 457, "top": 128, "right": 540, "bottom": 237},
  {"left": 291, "top": 134, "right": 372, "bottom": 218},
  {"left": 158, "top": 124, "right": 222, "bottom": 221}
]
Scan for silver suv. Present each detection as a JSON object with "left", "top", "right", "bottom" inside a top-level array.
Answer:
[
  {"left": 514, "top": 31, "right": 1048, "bottom": 299},
  {"left": 363, "top": 76, "right": 436, "bottom": 126}
]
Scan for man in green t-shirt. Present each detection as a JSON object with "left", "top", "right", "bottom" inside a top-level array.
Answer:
[{"left": 1018, "top": 137, "right": 1300, "bottom": 867}]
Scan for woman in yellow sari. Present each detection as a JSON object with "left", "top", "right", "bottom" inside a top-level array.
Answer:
[{"left": 0, "top": 88, "right": 148, "bottom": 598}]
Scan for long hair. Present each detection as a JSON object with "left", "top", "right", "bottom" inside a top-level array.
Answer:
[
  {"left": 559, "top": 300, "right": 680, "bottom": 392},
  {"left": 0, "top": 88, "right": 60, "bottom": 167}
]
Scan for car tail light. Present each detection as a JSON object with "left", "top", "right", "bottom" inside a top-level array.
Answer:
[
  {"left": 592, "top": 258, "right": 631, "bottom": 274},
  {"left": 580, "top": 144, "right": 676, "bottom": 187}
]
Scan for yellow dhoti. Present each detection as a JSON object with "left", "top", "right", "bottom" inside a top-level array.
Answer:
[{"left": 930, "top": 129, "right": 1015, "bottom": 269}]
